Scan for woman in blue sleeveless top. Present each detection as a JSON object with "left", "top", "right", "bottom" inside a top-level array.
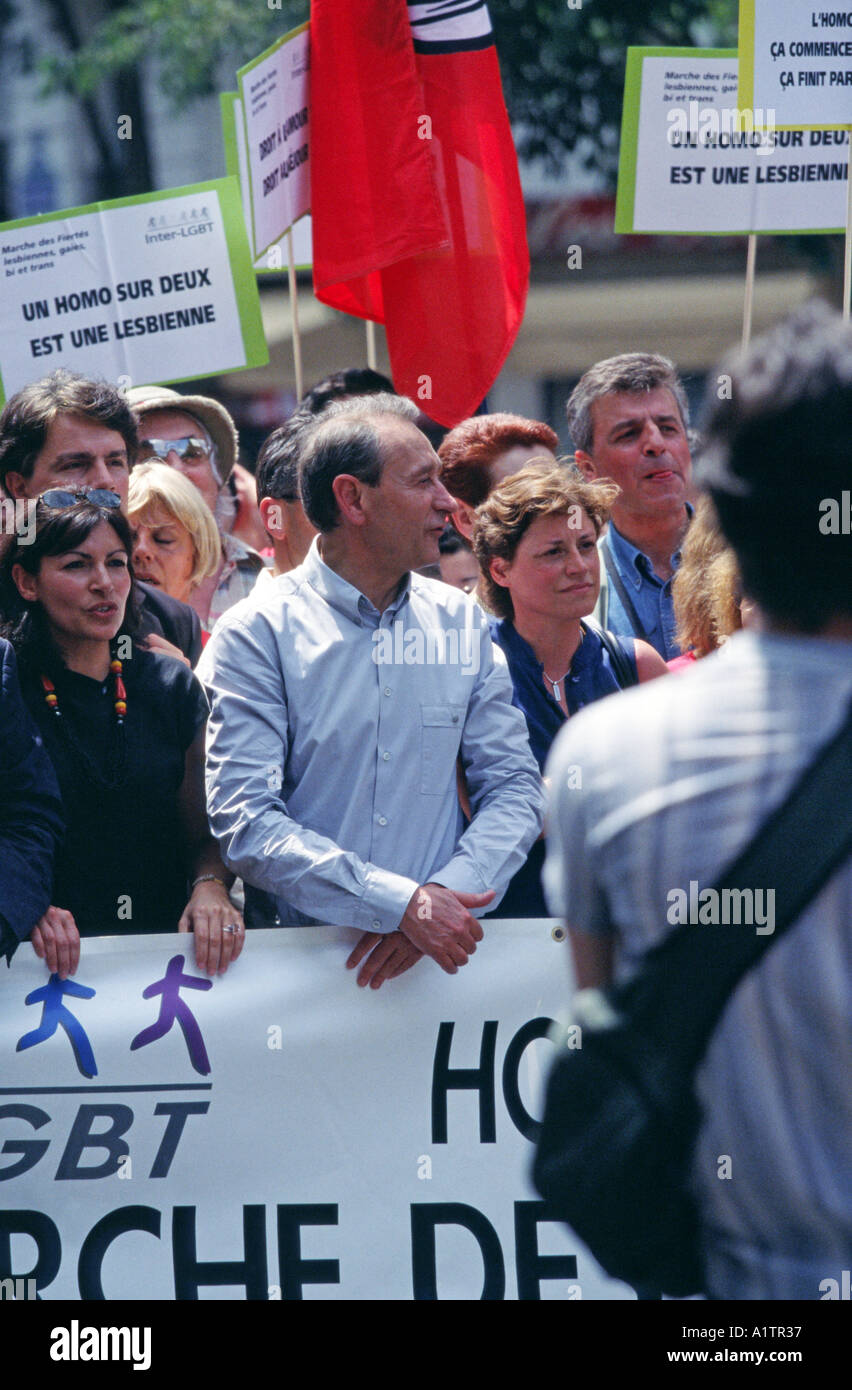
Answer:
[{"left": 473, "top": 463, "right": 668, "bottom": 916}]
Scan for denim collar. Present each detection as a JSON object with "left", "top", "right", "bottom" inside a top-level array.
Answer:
[{"left": 606, "top": 502, "right": 694, "bottom": 591}]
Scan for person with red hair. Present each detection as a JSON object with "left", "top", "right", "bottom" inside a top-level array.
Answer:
[{"left": 438, "top": 413, "right": 558, "bottom": 541}]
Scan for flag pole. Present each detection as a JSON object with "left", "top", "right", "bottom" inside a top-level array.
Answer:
[
  {"left": 742, "top": 234, "right": 757, "bottom": 349},
  {"left": 843, "top": 127, "right": 852, "bottom": 323},
  {"left": 366, "top": 320, "right": 377, "bottom": 369},
  {"left": 286, "top": 227, "right": 304, "bottom": 400}
]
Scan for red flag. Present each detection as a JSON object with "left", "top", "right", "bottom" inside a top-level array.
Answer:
[{"left": 310, "top": 0, "right": 529, "bottom": 428}]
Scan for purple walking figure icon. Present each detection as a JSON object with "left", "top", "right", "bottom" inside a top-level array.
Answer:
[
  {"left": 17, "top": 975, "right": 98, "bottom": 1078},
  {"left": 130, "top": 954, "right": 213, "bottom": 1075}
]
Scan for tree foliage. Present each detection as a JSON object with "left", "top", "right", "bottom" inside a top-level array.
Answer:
[
  {"left": 38, "top": 0, "right": 308, "bottom": 102},
  {"left": 491, "top": 0, "right": 738, "bottom": 177},
  {"left": 31, "top": 0, "right": 737, "bottom": 183}
]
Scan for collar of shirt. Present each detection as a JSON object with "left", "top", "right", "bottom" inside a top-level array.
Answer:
[
  {"left": 303, "top": 537, "right": 411, "bottom": 629},
  {"left": 606, "top": 502, "right": 693, "bottom": 590},
  {"left": 220, "top": 532, "right": 266, "bottom": 579}
]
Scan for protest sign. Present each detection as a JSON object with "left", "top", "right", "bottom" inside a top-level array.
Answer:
[
  {"left": 0, "top": 925, "right": 635, "bottom": 1302},
  {"left": 220, "top": 92, "right": 312, "bottom": 274},
  {"left": 0, "top": 179, "right": 268, "bottom": 406},
  {"left": 615, "top": 48, "right": 849, "bottom": 235},
  {"left": 738, "top": 0, "right": 852, "bottom": 130},
  {"left": 236, "top": 23, "right": 311, "bottom": 262}
]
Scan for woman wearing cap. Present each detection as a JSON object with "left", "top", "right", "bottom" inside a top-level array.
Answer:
[
  {"left": 0, "top": 492, "right": 244, "bottom": 975},
  {"left": 473, "top": 463, "right": 668, "bottom": 916},
  {"left": 126, "top": 387, "right": 266, "bottom": 630},
  {"left": 128, "top": 462, "right": 223, "bottom": 641}
]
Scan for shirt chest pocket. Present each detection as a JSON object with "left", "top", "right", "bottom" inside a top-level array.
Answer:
[{"left": 419, "top": 703, "right": 465, "bottom": 795}]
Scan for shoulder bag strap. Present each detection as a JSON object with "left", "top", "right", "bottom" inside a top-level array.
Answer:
[
  {"left": 622, "top": 698, "right": 852, "bottom": 1068},
  {"left": 583, "top": 617, "right": 639, "bottom": 690},
  {"left": 600, "top": 535, "right": 649, "bottom": 643}
]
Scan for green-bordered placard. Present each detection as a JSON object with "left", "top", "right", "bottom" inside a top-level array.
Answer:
[
  {"left": 738, "top": 0, "right": 852, "bottom": 131},
  {"left": 615, "top": 47, "right": 847, "bottom": 236},
  {"left": 0, "top": 178, "right": 268, "bottom": 406},
  {"left": 220, "top": 89, "right": 312, "bottom": 274},
  {"left": 236, "top": 22, "right": 311, "bottom": 262}
]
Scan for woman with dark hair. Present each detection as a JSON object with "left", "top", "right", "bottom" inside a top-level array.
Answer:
[
  {"left": 473, "top": 463, "right": 668, "bottom": 916},
  {"left": 0, "top": 491, "right": 243, "bottom": 974}
]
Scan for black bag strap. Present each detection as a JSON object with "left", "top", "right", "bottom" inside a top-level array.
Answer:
[
  {"left": 583, "top": 617, "right": 639, "bottom": 690},
  {"left": 600, "top": 536, "right": 648, "bottom": 644},
  {"left": 613, "top": 698, "right": 852, "bottom": 1073}
]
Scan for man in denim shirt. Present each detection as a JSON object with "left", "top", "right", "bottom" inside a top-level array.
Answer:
[
  {"left": 567, "top": 354, "right": 693, "bottom": 660},
  {"left": 201, "top": 395, "right": 544, "bottom": 989}
]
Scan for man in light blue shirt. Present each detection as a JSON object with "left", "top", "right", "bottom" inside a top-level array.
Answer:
[
  {"left": 200, "top": 395, "right": 544, "bottom": 989},
  {"left": 567, "top": 353, "right": 694, "bottom": 660}
]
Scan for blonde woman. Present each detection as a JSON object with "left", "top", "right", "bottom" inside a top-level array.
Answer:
[
  {"left": 128, "top": 462, "right": 222, "bottom": 641},
  {"left": 669, "top": 493, "right": 746, "bottom": 670}
]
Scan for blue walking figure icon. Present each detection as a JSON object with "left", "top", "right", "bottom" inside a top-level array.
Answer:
[
  {"left": 130, "top": 954, "right": 213, "bottom": 1075},
  {"left": 17, "top": 975, "right": 98, "bottom": 1078}
]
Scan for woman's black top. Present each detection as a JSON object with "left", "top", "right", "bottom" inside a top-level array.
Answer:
[
  {"left": 487, "top": 618, "right": 638, "bottom": 918},
  {"left": 19, "top": 648, "right": 208, "bottom": 936}
]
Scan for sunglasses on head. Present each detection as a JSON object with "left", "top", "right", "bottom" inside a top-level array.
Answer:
[
  {"left": 40, "top": 488, "right": 122, "bottom": 509},
  {"left": 139, "top": 437, "right": 209, "bottom": 461}
]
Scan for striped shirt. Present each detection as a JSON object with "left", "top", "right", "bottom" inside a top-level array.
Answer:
[{"left": 544, "top": 631, "right": 852, "bottom": 1299}]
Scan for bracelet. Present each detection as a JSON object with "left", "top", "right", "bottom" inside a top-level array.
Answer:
[{"left": 191, "top": 874, "right": 228, "bottom": 891}]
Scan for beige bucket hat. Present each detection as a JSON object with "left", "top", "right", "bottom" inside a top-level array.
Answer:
[{"left": 126, "top": 385, "right": 238, "bottom": 484}]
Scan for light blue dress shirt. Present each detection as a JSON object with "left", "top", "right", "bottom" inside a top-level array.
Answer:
[
  {"left": 593, "top": 504, "right": 693, "bottom": 661},
  {"left": 199, "top": 540, "right": 544, "bottom": 934}
]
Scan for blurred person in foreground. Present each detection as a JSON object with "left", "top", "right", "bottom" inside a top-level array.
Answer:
[
  {"left": 473, "top": 463, "right": 667, "bottom": 916},
  {"left": 200, "top": 394, "right": 543, "bottom": 988},
  {"left": 0, "top": 370, "right": 201, "bottom": 664},
  {"left": 567, "top": 353, "right": 694, "bottom": 660},
  {"left": 128, "top": 462, "right": 222, "bottom": 639},
  {"left": 438, "top": 412, "right": 559, "bottom": 541},
  {"left": 545, "top": 302, "right": 852, "bottom": 1299},
  {"left": 128, "top": 386, "right": 265, "bottom": 627},
  {"left": 0, "top": 495, "right": 243, "bottom": 975}
]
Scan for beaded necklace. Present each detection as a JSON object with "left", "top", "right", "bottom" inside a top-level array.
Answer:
[{"left": 40, "top": 655, "right": 129, "bottom": 790}]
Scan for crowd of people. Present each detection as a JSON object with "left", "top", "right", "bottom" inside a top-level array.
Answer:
[{"left": 0, "top": 300, "right": 849, "bottom": 1299}]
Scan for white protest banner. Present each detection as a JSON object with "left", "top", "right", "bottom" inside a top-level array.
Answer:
[
  {"left": 615, "top": 48, "right": 849, "bottom": 235},
  {"left": 220, "top": 91, "right": 312, "bottom": 275},
  {"left": 738, "top": 0, "right": 852, "bottom": 131},
  {"left": 237, "top": 23, "right": 311, "bottom": 262},
  {"left": 0, "top": 926, "right": 635, "bottom": 1302},
  {"left": 0, "top": 179, "right": 268, "bottom": 406}
]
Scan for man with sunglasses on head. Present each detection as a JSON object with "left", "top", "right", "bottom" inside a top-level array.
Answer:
[
  {"left": 0, "top": 370, "right": 202, "bottom": 665},
  {"left": 127, "top": 385, "right": 265, "bottom": 630}
]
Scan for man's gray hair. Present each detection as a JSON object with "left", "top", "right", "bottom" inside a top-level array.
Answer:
[
  {"left": 566, "top": 353, "right": 690, "bottom": 454},
  {"left": 299, "top": 393, "right": 420, "bottom": 532}
]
